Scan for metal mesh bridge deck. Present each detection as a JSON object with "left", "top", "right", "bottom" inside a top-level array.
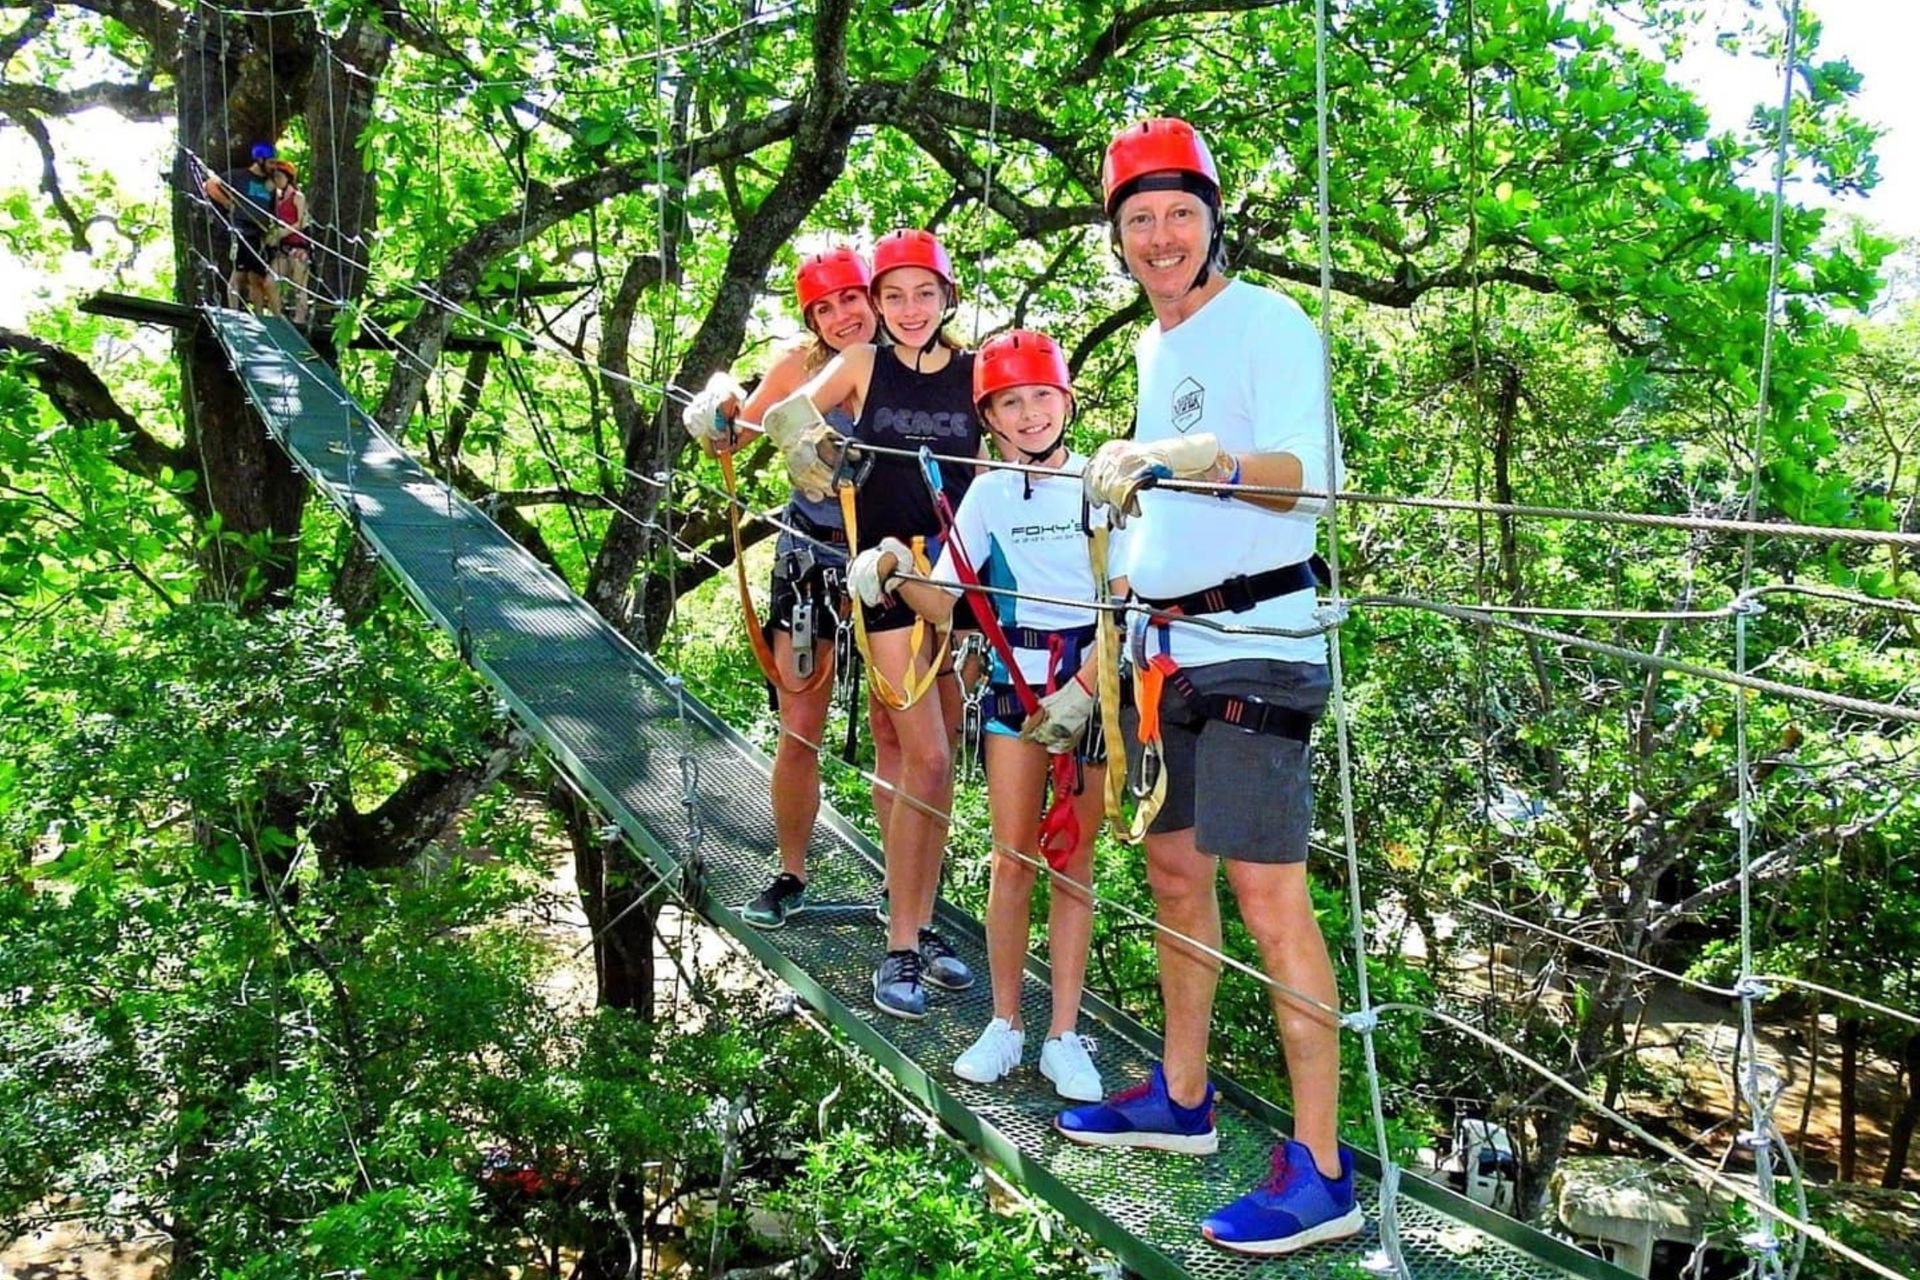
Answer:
[{"left": 204, "top": 308, "right": 1624, "bottom": 1280}]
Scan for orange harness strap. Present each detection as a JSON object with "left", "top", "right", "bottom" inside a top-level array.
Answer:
[{"left": 717, "top": 446, "right": 836, "bottom": 697}]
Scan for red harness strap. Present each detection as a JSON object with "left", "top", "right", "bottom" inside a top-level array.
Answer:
[{"left": 917, "top": 449, "right": 1083, "bottom": 871}]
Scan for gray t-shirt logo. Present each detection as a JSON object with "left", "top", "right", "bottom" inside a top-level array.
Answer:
[{"left": 1172, "top": 377, "right": 1204, "bottom": 433}]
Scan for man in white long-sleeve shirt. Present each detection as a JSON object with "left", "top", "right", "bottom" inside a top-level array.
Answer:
[{"left": 1057, "top": 116, "right": 1363, "bottom": 1259}]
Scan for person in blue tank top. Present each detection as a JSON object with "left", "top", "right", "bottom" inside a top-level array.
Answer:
[
  {"left": 846, "top": 329, "right": 1110, "bottom": 1102},
  {"left": 759, "top": 228, "right": 984, "bottom": 1022},
  {"left": 681, "top": 246, "right": 879, "bottom": 930}
]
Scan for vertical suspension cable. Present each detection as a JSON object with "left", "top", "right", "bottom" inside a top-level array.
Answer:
[
  {"left": 972, "top": 0, "right": 1000, "bottom": 347},
  {"left": 1310, "top": 1, "right": 1406, "bottom": 1274},
  {"left": 1461, "top": 0, "right": 1503, "bottom": 1057},
  {"left": 1734, "top": 3, "right": 1802, "bottom": 1276},
  {"left": 651, "top": 0, "right": 701, "bottom": 891},
  {"left": 321, "top": 24, "right": 347, "bottom": 323},
  {"left": 427, "top": 2, "right": 471, "bottom": 661}
]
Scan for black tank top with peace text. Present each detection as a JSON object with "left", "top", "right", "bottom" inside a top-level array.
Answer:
[{"left": 850, "top": 347, "right": 981, "bottom": 543}]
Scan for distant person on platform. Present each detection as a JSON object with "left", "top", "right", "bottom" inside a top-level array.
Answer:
[
  {"left": 265, "top": 159, "right": 313, "bottom": 326},
  {"left": 203, "top": 143, "right": 279, "bottom": 313}
]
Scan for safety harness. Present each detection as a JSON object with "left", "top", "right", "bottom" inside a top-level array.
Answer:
[
  {"left": 1116, "top": 552, "right": 1329, "bottom": 841},
  {"left": 1090, "top": 525, "right": 1158, "bottom": 843},
  {"left": 836, "top": 445, "right": 948, "bottom": 711},
  {"left": 918, "top": 448, "right": 1084, "bottom": 871},
  {"left": 717, "top": 446, "right": 838, "bottom": 696}
]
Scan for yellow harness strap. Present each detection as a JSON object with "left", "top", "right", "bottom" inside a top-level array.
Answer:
[
  {"left": 1091, "top": 526, "right": 1164, "bottom": 844},
  {"left": 719, "top": 447, "right": 836, "bottom": 697},
  {"left": 840, "top": 482, "right": 947, "bottom": 711}
]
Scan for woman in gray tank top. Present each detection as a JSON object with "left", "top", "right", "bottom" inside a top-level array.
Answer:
[{"left": 680, "top": 246, "right": 880, "bottom": 931}]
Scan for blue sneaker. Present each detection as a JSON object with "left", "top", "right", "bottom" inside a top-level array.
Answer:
[
  {"left": 872, "top": 949, "right": 927, "bottom": 1020},
  {"left": 917, "top": 927, "right": 974, "bottom": 991},
  {"left": 1054, "top": 1062, "right": 1217, "bottom": 1155},
  {"left": 1202, "top": 1140, "right": 1364, "bottom": 1256}
]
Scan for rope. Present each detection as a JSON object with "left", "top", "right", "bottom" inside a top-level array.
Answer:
[
  {"left": 1310, "top": 0, "right": 1405, "bottom": 1269},
  {"left": 1734, "top": 4, "right": 1803, "bottom": 1272}
]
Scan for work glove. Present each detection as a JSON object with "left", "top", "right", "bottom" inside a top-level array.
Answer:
[
  {"left": 1082, "top": 433, "right": 1227, "bottom": 529},
  {"left": 681, "top": 371, "right": 746, "bottom": 449},
  {"left": 762, "top": 390, "right": 849, "bottom": 502},
  {"left": 847, "top": 536, "right": 915, "bottom": 606},
  {"left": 1020, "top": 671, "right": 1097, "bottom": 755}
]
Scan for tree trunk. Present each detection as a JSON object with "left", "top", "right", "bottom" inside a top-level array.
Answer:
[
  {"left": 173, "top": 11, "right": 311, "bottom": 606},
  {"left": 1489, "top": 359, "right": 1564, "bottom": 795},
  {"left": 556, "top": 783, "right": 658, "bottom": 1020},
  {"left": 1841, "top": 1016, "right": 1862, "bottom": 1181},
  {"left": 1521, "top": 962, "right": 1632, "bottom": 1218},
  {"left": 1798, "top": 999, "right": 1822, "bottom": 1149},
  {"left": 1882, "top": 1031, "right": 1920, "bottom": 1189},
  {"left": 583, "top": 117, "right": 855, "bottom": 649},
  {"left": 303, "top": 17, "right": 393, "bottom": 320}
]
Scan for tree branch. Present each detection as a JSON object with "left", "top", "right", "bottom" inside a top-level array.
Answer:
[
  {"left": 373, "top": 102, "right": 806, "bottom": 431},
  {"left": 1061, "top": 0, "right": 1297, "bottom": 86},
  {"left": 316, "top": 726, "right": 530, "bottom": 870},
  {"left": 40, "top": 0, "right": 175, "bottom": 61},
  {"left": 897, "top": 112, "right": 1098, "bottom": 236},
  {"left": 0, "top": 326, "right": 204, "bottom": 512},
  {"left": 1067, "top": 295, "right": 1148, "bottom": 380},
  {"left": 0, "top": 77, "right": 170, "bottom": 120},
  {"left": 1649, "top": 794, "right": 1904, "bottom": 936},
  {"left": 1, "top": 2, "right": 53, "bottom": 67},
  {"left": 1, "top": 105, "right": 88, "bottom": 249},
  {"left": 494, "top": 486, "right": 612, "bottom": 509}
]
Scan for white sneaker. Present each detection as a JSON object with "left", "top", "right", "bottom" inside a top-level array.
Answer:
[
  {"left": 1040, "top": 1032, "right": 1103, "bottom": 1102},
  {"left": 953, "top": 1017, "right": 1024, "bottom": 1084}
]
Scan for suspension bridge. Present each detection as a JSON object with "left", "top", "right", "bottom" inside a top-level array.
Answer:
[{"left": 200, "top": 303, "right": 1643, "bottom": 1280}]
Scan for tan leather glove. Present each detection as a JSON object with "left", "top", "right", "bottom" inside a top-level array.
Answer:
[
  {"left": 763, "top": 390, "right": 848, "bottom": 502},
  {"left": 1020, "top": 670, "right": 1097, "bottom": 754},
  {"left": 1082, "top": 432, "right": 1228, "bottom": 529},
  {"left": 681, "top": 371, "right": 746, "bottom": 449},
  {"left": 848, "top": 536, "right": 915, "bottom": 606}
]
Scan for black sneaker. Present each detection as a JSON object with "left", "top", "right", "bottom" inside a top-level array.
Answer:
[
  {"left": 874, "top": 887, "right": 889, "bottom": 925},
  {"left": 918, "top": 927, "right": 975, "bottom": 991},
  {"left": 741, "top": 872, "right": 807, "bottom": 930}
]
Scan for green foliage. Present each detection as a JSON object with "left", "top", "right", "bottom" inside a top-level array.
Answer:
[
  {"left": 767, "top": 1131, "right": 1087, "bottom": 1280},
  {"left": 0, "top": 599, "right": 489, "bottom": 876}
]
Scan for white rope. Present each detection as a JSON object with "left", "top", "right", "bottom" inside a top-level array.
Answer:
[
  {"left": 1734, "top": 3, "right": 1804, "bottom": 1273},
  {"left": 1309, "top": 0, "right": 1405, "bottom": 1270}
]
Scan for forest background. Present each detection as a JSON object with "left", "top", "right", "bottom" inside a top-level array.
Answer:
[{"left": 4, "top": 0, "right": 1920, "bottom": 1276}]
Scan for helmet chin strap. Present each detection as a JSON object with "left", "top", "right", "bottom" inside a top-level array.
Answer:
[
  {"left": 881, "top": 285, "right": 957, "bottom": 371},
  {"left": 1186, "top": 198, "right": 1225, "bottom": 294},
  {"left": 1010, "top": 423, "right": 1068, "bottom": 499}
]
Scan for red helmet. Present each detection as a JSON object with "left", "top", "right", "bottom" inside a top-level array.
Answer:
[
  {"left": 794, "top": 246, "right": 872, "bottom": 317},
  {"left": 1101, "top": 117, "right": 1220, "bottom": 216},
  {"left": 973, "top": 329, "right": 1071, "bottom": 411},
  {"left": 871, "top": 228, "right": 957, "bottom": 297}
]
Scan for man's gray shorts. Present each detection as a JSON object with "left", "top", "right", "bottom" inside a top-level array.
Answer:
[{"left": 1122, "top": 658, "right": 1330, "bottom": 863}]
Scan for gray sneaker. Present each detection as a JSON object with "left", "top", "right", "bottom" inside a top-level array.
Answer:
[
  {"left": 874, "top": 887, "right": 889, "bottom": 925},
  {"left": 873, "top": 949, "right": 927, "bottom": 1020},
  {"left": 918, "top": 927, "right": 975, "bottom": 991},
  {"left": 741, "top": 872, "right": 807, "bottom": 930}
]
